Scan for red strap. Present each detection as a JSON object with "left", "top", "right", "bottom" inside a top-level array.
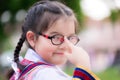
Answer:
[{"left": 18, "top": 62, "right": 49, "bottom": 79}]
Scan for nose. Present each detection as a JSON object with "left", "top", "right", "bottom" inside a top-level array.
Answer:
[{"left": 59, "top": 37, "right": 72, "bottom": 53}]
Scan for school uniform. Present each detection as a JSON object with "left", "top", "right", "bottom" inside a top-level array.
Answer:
[{"left": 10, "top": 49, "right": 100, "bottom": 80}]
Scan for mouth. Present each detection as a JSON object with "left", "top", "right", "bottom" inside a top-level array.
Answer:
[{"left": 54, "top": 52, "right": 64, "bottom": 55}]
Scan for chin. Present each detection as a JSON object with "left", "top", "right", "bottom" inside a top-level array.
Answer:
[{"left": 54, "top": 59, "right": 67, "bottom": 65}]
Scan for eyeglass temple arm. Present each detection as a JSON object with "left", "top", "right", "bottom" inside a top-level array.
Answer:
[{"left": 38, "top": 32, "right": 52, "bottom": 39}]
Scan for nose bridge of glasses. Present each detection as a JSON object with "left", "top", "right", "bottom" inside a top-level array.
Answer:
[
  {"left": 63, "top": 37, "right": 70, "bottom": 43},
  {"left": 57, "top": 36, "right": 70, "bottom": 43},
  {"left": 59, "top": 37, "right": 64, "bottom": 42}
]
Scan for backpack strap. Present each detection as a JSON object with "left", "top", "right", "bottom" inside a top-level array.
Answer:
[{"left": 18, "top": 62, "right": 49, "bottom": 79}]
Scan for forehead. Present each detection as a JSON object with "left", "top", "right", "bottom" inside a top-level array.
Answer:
[{"left": 46, "top": 16, "right": 76, "bottom": 35}]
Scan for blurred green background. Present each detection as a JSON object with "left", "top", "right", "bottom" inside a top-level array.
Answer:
[{"left": 0, "top": 0, "right": 120, "bottom": 80}]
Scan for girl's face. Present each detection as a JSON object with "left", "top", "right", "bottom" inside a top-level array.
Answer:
[{"left": 34, "top": 17, "right": 76, "bottom": 65}]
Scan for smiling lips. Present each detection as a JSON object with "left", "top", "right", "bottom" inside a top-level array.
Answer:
[{"left": 55, "top": 52, "right": 64, "bottom": 55}]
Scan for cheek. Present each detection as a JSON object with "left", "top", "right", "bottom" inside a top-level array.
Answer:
[
  {"left": 36, "top": 43, "right": 58, "bottom": 61},
  {"left": 35, "top": 38, "right": 57, "bottom": 55},
  {"left": 41, "top": 45, "right": 57, "bottom": 54}
]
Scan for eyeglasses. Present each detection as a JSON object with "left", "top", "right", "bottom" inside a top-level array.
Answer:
[{"left": 38, "top": 32, "right": 80, "bottom": 45}]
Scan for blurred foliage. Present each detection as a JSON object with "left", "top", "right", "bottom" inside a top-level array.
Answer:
[
  {"left": 61, "top": 0, "right": 84, "bottom": 26},
  {"left": 0, "top": 0, "right": 38, "bottom": 53},
  {"left": 109, "top": 0, "right": 120, "bottom": 24},
  {"left": 97, "top": 67, "right": 120, "bottom": 80},
  {"left": 110, "top": 10, "right": 120, "bottom": 23},
  {"left": 0, "top": 0, "right": 38, "bottom": 22}
]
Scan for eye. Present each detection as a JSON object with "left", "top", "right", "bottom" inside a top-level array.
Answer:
[
  {"left": 68, "top": 35, "right": 80, "bottom": 44},
  {"left": 69, "top": 35, "right": 77, "bottom": 39},
  {"left": 53, "top": 35, "right": 64, "bottom": 41}
]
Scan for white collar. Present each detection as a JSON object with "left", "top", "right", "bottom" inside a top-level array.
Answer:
[{"left": 24, "top": 48, "right": 46, "bottom": 63}]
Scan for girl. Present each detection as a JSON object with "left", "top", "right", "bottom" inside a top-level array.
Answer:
[{"left": 8, "top": 0, "right": 100, "bottom": 80}]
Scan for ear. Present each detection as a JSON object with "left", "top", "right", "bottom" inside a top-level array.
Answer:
[{"left": 26, "top": 31, "right": 36, "bottom": 48}]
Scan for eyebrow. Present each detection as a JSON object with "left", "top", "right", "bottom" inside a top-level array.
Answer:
[
  {"left": 49, "top": 32, "right": 59, "bottom": 35},
  {"left": 49, "top": 31, "right": 76, "bottom": 36}
]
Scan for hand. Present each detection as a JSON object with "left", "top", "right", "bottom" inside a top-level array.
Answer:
[{"left": 65, "top": 43, "right": 91, "bottom": 69}]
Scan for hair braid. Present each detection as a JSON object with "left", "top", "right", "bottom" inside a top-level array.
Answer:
[
  {"left": 6, "top": 33, "right": 26, "bottom": 79},
  {"left": 14, "top": 33, "right": 25, "bottom": 63}
]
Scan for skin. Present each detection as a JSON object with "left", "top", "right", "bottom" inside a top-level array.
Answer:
[{"left": 26, "top": 17, "right": 91, "bottom": 69}]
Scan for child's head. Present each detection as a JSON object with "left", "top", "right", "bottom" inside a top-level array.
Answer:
[{"left": 14, "top": 1, "right": 79, "bottom": 66}]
